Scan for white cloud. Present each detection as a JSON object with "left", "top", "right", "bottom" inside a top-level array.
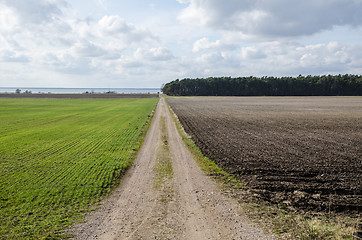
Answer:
[
  {"left": 192, "top": 38, "right": 237, "bottom": 52},
  {"left": 297, "top": 42, "right": 354, "bottom": 69},
  {"left": 0, "top": 0, "right": 67, "bottom": 25},
  {"left": 243, "top": 41, "right": 362, "bottom": 76},
  {"left": 0, "top": 50, "right": 30, "bottom": 63},
  {"left": 0, "top": 3, "right": 19, "bottom": 33},
  {"left": 241, "top": 47, "right": 266, "bottom": 59},
  {"left": 185, "top": 39, "right": 362, "bottom": 78},
  {"left": 197, "top": 52, "right": 224, "bottom": 63},
  {"left": 96, "top": 15, "right": 157, "bottom": 43},
  {"left": 134, "top": 47, "right": 174, "bottom": 61},
  {"left": 178, "top": 0, "right": 362, "bottom": 37},
  {"left": 98, "top": 16, "right": 132, "bottom": 35},
  {"left": 72, "top": 41, "right": 107, "bottom": 58}
]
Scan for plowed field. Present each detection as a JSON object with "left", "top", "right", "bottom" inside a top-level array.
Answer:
[{"left": 167, "top": 97, "right": 362, "bottom": 213}]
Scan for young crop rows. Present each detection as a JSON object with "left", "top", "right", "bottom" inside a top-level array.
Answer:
[
  {"left": 167, "top": 97, "right": 361, "bottom": 213},
  {"left": 0, "top": 98, "right": 158, "bottom": 239}
]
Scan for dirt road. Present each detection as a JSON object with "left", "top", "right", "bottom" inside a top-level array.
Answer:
[{"left": 71, "top": 98, "right": 273, "bottom": 239}]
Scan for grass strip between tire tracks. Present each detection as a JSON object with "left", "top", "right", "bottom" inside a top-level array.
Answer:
[
  {"left": 154, "top": 116, "right": 174, "bottom": 200},
  {"left": 165, "top": 96, "right": 360, "bottom": 240},
  {"left": 152, "top": 115, "right": 177, "bottom": 239}
]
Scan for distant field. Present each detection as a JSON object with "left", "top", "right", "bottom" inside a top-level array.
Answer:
[
  {"left": 0, "top": 98, "right": 158, "bottom": 239},
  {"left": 167, "top": 97, "right": 362, "bottom": 213}
]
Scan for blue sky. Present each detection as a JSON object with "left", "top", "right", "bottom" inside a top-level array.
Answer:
[{"left": 0, "top": 0, "right": 361, "bottom": 88}]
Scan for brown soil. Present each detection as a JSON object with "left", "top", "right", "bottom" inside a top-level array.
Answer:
[
  {"left": 69, "top": 98, "right": 273, "bottom": 239},
  {"left": 167, "top": 97, "right": 362, "bottom": 213}
]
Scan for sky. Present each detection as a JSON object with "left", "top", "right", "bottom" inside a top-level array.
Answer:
[{"left": 0, "top": 0, "right": 362, "bottom": 88}]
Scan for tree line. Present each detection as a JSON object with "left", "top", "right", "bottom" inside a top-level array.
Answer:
[{"left": 162, "top": 75, "right": 362, "bottom": 96}]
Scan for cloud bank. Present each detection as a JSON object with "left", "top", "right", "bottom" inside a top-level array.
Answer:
[
  {"left": 178, "top": 0, "right": 362, "bottom": 37},
  {"left": 0, "top": 0, "right": 361, "bottom": 88}
]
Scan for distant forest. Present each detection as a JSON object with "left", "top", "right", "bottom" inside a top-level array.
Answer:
[{"left": 162, "top": 75, "right": 362, "bottom": 96}]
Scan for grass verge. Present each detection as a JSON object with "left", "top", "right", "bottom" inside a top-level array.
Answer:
[{"left": 165, "top": 98, "right": 360, "bottom": 240}]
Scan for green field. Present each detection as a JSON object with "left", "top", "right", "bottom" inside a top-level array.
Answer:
[{"left": 0, "top": 97, "right": 158, "bottom": 239}]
